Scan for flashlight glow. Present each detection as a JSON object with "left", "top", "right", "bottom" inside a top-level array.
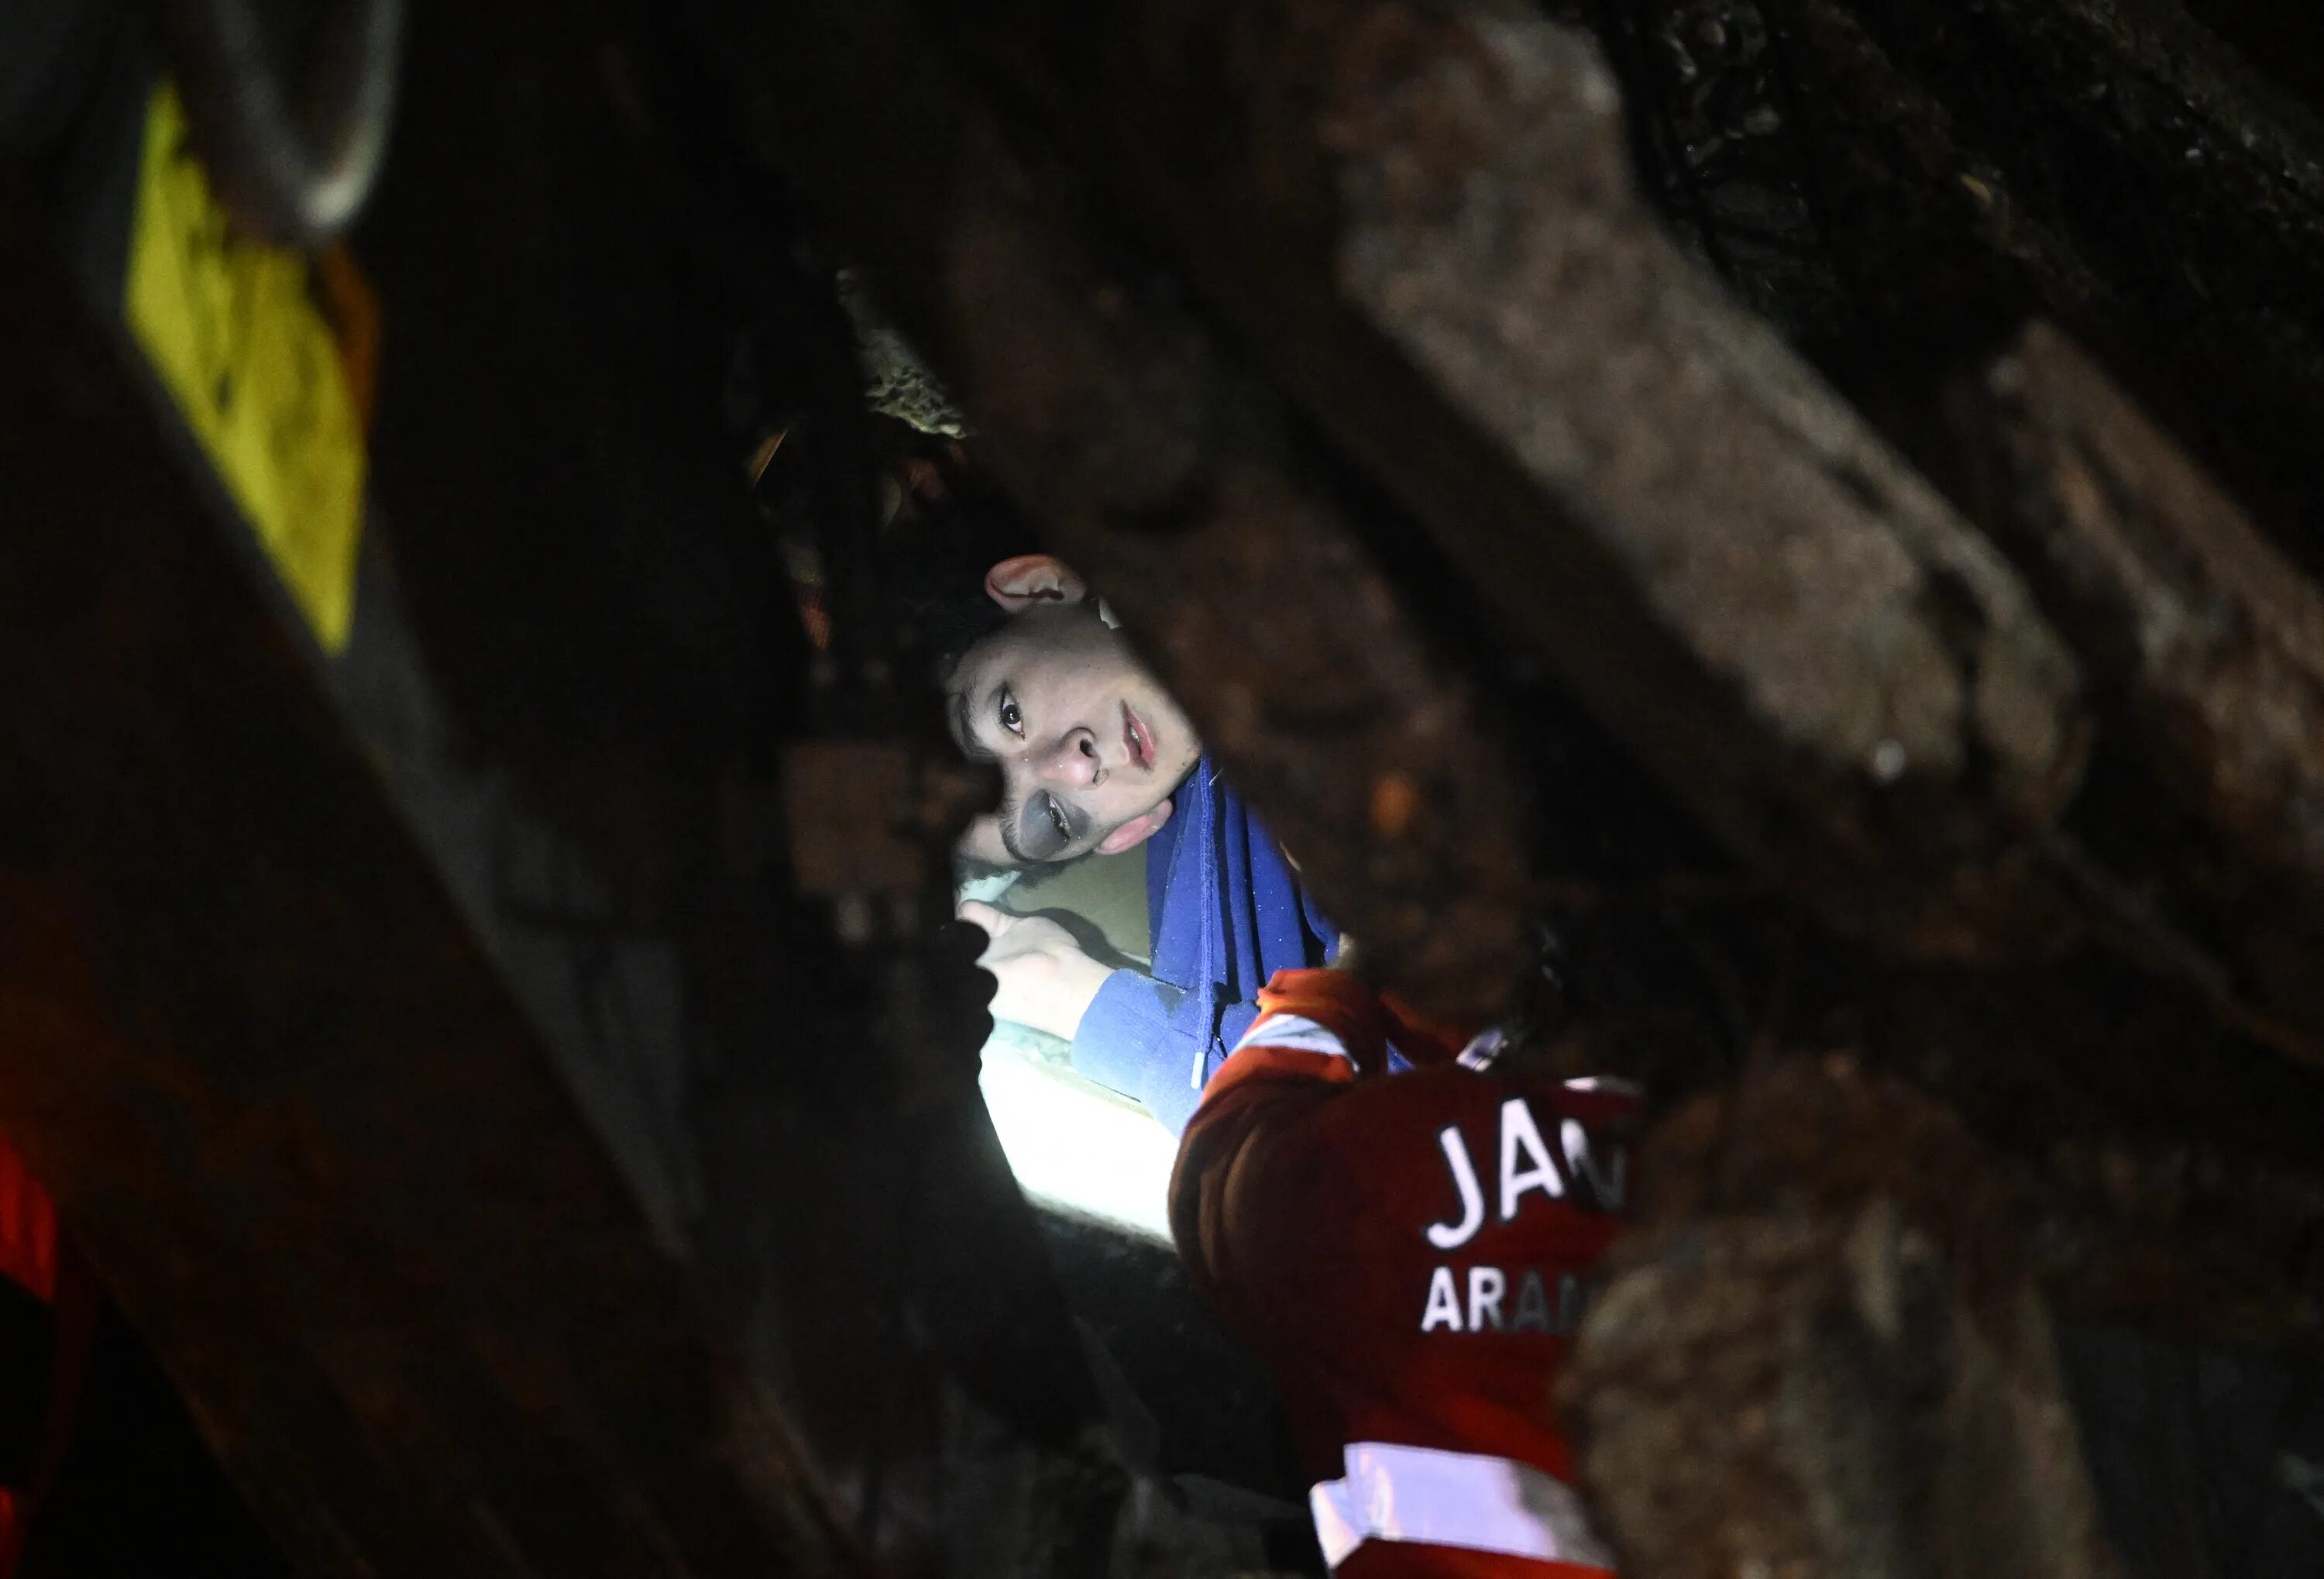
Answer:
[{"left": 978, "top": 1045, "right": 1176, "bottom": 1242}]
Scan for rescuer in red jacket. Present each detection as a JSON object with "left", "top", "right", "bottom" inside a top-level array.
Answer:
[
  {"left": 1169, "top": 968, "right": 1635, "bottom": 1578},
  {"left": 0, "top": 1130, "right": 95, "bottom": 1577}
]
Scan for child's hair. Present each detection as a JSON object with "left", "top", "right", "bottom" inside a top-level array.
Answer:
[
  {"left": 874, "top": 436, "right": 1036, "bottom": 679},
  {"left": 902, "top": 571, "right": 1011, "bottom": 680}
]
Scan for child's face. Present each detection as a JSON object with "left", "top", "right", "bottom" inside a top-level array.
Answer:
[{"left": 945, "top": 603, "right": 1201, "bottom": 863}]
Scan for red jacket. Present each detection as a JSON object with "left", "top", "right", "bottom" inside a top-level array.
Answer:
[
  {"left": 0, "top": 1130, "right": 91, "bottom": 1578},
  {"left": 1169, "top": 970, "right": 1634, "bottom": 1578}
]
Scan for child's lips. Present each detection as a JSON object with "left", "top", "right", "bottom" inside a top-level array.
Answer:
[{"left": 1122, "top": 703, "right": 1156, "bottom": 771}]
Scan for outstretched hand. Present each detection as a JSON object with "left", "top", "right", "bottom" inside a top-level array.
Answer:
[{"left": 958, "top": 900, "right": 1116, "bottom": 1044}]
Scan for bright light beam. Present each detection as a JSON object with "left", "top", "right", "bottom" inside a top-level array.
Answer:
[{"left": 978, "top": 1046, "right": 1177, "bottom": 1243}]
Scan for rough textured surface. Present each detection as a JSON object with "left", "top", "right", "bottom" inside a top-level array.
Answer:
[
  {"left": 1824, "top": 956, "right": 2324, "bottom": 1349},
  {"left": 715, "top": 0, "right": 2324, "bottom": 1347},
  {"left": 920, "top": 0, "right": 2095, "bottom": 962},
  {"left": 16, "top": 0, "right": 2324, "bottom": 1572},
  {"left": 1321, "top": 3, "right": 2089, "bottom": 952},
  {"left": 1957, "top": 324, "right": 2324, "bottom": 1060},
  {"left": 1765, "top": 0, "right": 2324, "bottom": 574},
  {"left": 1538, "top": 0, "right": 1862, "bottom": 350},
  {"left": 1566, "top": 1058, "right": 2119, "bottom": 1579}
]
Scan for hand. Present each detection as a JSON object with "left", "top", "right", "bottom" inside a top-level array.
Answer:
[{"left": 958, "top": 900, "right": 1115, "bottom": 1043}]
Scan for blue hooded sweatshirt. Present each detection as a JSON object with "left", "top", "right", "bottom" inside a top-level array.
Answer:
[{"left": 1067, "top": 758, "right": 1339, "bottom": 1134}]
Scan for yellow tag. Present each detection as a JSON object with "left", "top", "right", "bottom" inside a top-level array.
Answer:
[{"left": 124, "top": 82, "right": 368, "bottom": 652}]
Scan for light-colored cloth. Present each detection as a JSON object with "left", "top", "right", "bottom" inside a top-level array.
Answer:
[
  {"left": 992, "top": 847, "right": 1151, "bottom": 966},
  {"left": 1311, "top": 1442, "right": 1613, "bottom": 1572}
]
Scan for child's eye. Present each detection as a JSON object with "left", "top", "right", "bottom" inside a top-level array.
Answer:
[{"left": 999, "top": 689, "right": 1024, "bottom": 734}]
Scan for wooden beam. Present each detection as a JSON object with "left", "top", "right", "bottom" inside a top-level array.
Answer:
[{"left": 1957, "top": 323, "right": 2324, "bottom": 1061}]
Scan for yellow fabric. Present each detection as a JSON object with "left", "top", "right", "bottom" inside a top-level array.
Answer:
[{"left": 124, "top": 81, "right": 367, "bottom": 651}]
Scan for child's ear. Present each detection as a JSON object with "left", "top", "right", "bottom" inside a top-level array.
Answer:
[
  {"left": 1096, "top": 796, "right": 1174, "bottom": 855},
  {"left": 985, "top": 555, "right": 1091, "bottom": 611}
]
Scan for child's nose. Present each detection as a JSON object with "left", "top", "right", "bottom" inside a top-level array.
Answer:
[{"left": 1039, "top": 728, "right": 1104, "bottom": 788}]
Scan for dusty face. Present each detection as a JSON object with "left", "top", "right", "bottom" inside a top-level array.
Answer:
[{"left": 945, "top": 604, "right": 1202, "bottom": 863}]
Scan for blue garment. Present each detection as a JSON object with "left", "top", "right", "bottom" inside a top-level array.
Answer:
[{"left": 1070, "top": 758, "right": 1339, "bottom": 1134}]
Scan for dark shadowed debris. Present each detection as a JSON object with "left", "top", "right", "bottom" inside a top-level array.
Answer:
[
  {"left": 1761, "top": 0, "right": 2324, "bottom": 572},
  {"left": 896, "top": 0, "right": 2095, "bottom": 960},
  {"left": 724, "top": 0, "right": 2119, "bottom": 982},
  {"left": 1950, "top": 324, "right": 2324, "bottom": 1065},
  {"left": 721, "top": 0, "right": 1540, "bottom": 1020},
  {"left": 1824, "top": 956, "right": 2324, "bottom": 1350},
  {"left": 713, "top": 0, "right": 2324, "bottom": 1347},
  {"left": 1564, "top": 1056, "right": 2119, "bottom": 1579},
  {"left": 1316, "top": 2, "right": 2089, "bottom": 956}
]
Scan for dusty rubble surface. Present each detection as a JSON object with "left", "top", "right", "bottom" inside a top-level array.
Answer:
[
  {"left": 1566, "top": 1058, "right": 2118, "bottom": 1579},
  {"left": 7, "top": 0, "right": 2324, "bottom": 1574}
]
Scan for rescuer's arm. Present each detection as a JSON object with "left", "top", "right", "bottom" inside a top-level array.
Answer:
[{"left": 1167, "top": 969, "right": 1394, "bottom": 1324}]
